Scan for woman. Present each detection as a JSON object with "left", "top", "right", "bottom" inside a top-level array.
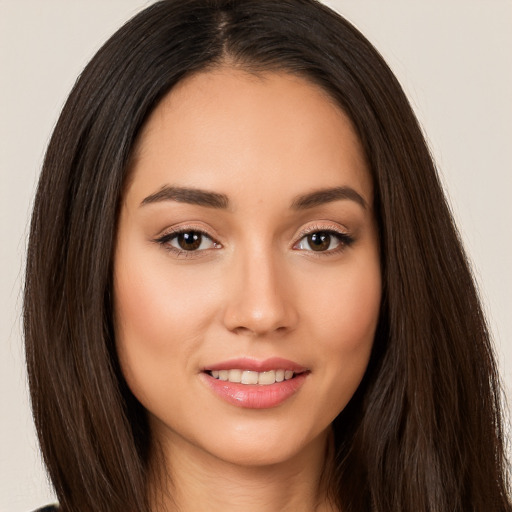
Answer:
[{"left": 24, "top": 1, "right": 511, "bottom": 511}]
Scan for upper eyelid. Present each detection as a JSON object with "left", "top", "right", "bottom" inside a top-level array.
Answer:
[
  {"left": 156, "top": 224, "right": 219, "bottom": 241},
  {"left": 294, "top": 227, "right": 352, "bottom": 245},
  {"left": 294, "top": 222, "right": 350, "bottom": 239}
]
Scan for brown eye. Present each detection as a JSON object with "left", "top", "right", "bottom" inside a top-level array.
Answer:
[
  {"left": 294, "top": 229, "right": 353, "bottom": 253},
  {"left": 176, "top": 231, "right": 203, "bottom": 250},
  {"left": 307, "top": 232, "right": 332, "bottom": 251},
  {"left": 155, "top": 228, "right": 220, "bottom": 255},
  {"left": 160, "top": 230, "right": 218, "bottom": 252}
]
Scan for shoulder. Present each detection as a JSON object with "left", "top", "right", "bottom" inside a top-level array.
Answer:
[{"left": 32, "top": 506, "right": 59, "bottom": 512}]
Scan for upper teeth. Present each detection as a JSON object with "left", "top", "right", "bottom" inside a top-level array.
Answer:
[{"left": 210, "top": 369, "right": 295, "bottom": 385}]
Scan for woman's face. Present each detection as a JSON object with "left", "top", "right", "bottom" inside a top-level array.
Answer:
[{"left": 114, "top": 68, "right": 381, "bottom": 467}]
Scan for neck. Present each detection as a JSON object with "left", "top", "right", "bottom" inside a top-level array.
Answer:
[{"left": 149, "top": 428, "right": 337, "bottom": 512}]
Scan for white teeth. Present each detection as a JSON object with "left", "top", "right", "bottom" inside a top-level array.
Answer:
[
  {"left": 241, "top": 370, "right": 259, "bottom": 384},
  {"left": 258, "top": 370, "right": 276, "bottom": 385},
  {"left": 228, "top": 369, "right": 242, "bottom": 383},
  {"left": 209, "top": 369, "right": 297, "bottom": 385}
]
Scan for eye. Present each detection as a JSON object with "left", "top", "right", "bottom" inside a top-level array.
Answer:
[
  {"left": 294, "top": 230, "right": 353, "bottom": 253},
  {"left": 156, "top": 229, "right": 220, "bottom": 253}
]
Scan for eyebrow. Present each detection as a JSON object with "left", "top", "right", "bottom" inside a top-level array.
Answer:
[
  {"left": 140, "top": 185, "right": 367, "bottom": 210},
  {"left": 291, "top": 186, "right": 367, "bottom": 210},
  {"left": 140, "top": 185, "right": 229, "bottom": 209}
]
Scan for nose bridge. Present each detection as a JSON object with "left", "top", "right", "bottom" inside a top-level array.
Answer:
[{"left": 222, "top": 242, "right": 297, "bottom": 336}]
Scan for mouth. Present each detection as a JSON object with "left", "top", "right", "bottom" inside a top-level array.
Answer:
[
  {"left": 205, "top": 368, "right": 303, "bottom": 385},
  {"left": 201, "top": 358, "right": 309, "bottom": 409}
]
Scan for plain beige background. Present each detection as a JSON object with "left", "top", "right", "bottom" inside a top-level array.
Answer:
[{"left": 1, "top": 1, "right": 511, "bottom": 510}]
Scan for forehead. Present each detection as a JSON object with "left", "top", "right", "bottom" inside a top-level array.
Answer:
[{"left": 127, "top": 67, "right": 372, "bottom": 209}]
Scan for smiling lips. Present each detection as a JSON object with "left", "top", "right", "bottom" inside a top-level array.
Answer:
[{"left": 202, "top": 358, "right": 309, "bottom": 409}]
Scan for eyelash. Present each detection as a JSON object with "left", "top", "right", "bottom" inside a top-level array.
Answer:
[
  {"left": 294, "top": 224, "right": 355, "bottom": 256},
  {"left": 154, "top": 227, "right": 219, "bottom": 258},
  {"left": 154, "top": 224, "right": 354, "bottom": 258}
]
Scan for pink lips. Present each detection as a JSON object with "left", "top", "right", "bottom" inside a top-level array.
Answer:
[
  {"left": 204, "top": 357, "right": 307, "bottom": 373},
  {"left": 201, "top": 357, "right": 309, "bottom": 409}
]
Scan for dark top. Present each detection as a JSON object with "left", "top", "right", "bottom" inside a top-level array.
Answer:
[{"left": 33, "top": 507, "right": 58, "bottom": 512}]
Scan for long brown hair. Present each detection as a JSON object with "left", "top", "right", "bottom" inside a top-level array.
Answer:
[{"left": 24, "top": 1, "right": 511, "bottom": 511}]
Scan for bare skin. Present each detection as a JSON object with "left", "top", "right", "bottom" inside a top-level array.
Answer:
[
  {"left": 151, "top": 426, "right": 336, "bottom": 512},
  {"left": 114, "top": 67, "right": 381, "bottom": 511}
]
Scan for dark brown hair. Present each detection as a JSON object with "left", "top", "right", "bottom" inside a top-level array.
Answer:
[{"left": 24, "top": 1, "right": 511, "bottom": 511}]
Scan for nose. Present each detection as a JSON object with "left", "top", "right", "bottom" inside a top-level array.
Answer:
[{"left": 222, "top": 247, "right": 299, "bottom": 337}]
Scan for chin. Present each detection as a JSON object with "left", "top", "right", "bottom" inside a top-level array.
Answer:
[{"left": 194, "top": 423, "right": 330, "bottom": 469}]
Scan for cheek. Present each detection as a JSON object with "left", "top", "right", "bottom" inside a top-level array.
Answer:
[
  {"left": 114, "top": 240, "right": 219, "bottom": 346},
  {"left": 306, "top": 258, "right": 381, "bottom": 351},
  {"left": 298, "top": 254, "right": 381, "bottom": 413},
  {"left": 112, "top": 240, "right": 220, "bottom": 402}
]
